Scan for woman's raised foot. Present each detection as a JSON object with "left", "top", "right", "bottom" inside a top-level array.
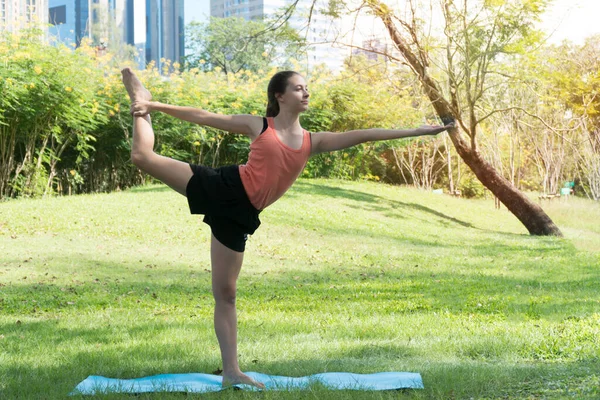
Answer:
[{"left": 121, "top": 67, "right": 152, "bottom": 102}]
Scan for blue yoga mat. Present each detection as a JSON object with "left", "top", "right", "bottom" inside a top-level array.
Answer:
[{"left": 72, "top": 371, "right": 424, "bottom": 394}]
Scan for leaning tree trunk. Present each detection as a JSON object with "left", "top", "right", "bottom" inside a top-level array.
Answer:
[
  {"left": 369, "top": 0, "right": 562, "bottom": 236},
  {"left": 449, "top": 131, "right": 562, "bottom": 236}
]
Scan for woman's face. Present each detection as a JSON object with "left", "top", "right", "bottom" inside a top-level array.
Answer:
[{"left": 276, "top": 74, "right": 310, "bottom": 113}]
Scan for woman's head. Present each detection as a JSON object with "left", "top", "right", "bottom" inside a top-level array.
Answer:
[{"left": 266, "top": 71, "right": 309, "bottom": 117}]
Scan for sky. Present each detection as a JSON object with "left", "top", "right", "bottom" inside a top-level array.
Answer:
[
  {"left": 176, "top": 0, "right": 600, "bottom": 46},
  {"left": 185, "top": 0, "right": 210, "bottom": 26},
  {"left": 539, "top": 0, "right": 600, "bottom": 45}
]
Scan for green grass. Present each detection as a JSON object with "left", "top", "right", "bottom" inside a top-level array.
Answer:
[{"left": 1, "top": 179, "right": 599, "bottom": 399}]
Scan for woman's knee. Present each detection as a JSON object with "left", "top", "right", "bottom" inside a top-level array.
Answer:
[
  {"left": 213, "top": 285, "right": 237, "bottom": 305},
  {"left": 131, "top": 150, "right": 154, "bottom": 170}
]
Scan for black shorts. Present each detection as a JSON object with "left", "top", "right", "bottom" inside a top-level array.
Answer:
[{"left": 186, "top": 164, "right": 261, "bottom": 252}]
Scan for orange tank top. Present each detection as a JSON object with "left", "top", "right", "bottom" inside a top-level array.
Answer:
[{"left": 239, "top": 117, "right": 311, "bottom": 210}]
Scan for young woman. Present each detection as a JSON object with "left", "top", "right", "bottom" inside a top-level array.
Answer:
[{"left": 121, "top": 67, "right": 453, "bottom": 389}]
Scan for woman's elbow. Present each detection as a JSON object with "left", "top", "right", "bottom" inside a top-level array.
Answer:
[{"left": 191, "top": 110, "right": 209, "bottom": 125}]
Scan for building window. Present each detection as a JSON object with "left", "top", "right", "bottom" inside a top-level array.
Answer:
[
  {"left": 0, "top": 0, "right": 6, "bottom": 24},
  {"left": 49, "top": 5, "right": 66, "bottom": 25},
  {"left": 26, "top": 0, "right": 38, "bottom": 22}
]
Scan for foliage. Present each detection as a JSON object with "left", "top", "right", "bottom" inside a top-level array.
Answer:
[
  {"left": 184, "top": 17, "right": 307, "bottom": 74},
  {"left": 533, "top": 37, "right": 600, "bottom": 200},
  {"left": 3, "top": 14, "right": 600, "bottom": 200},
  {"left": 0, "top": 28, "right": 108, "bottom": 198},
  {"left": 1, "top": 29, "right": 437, "bottom": 200},
  {"left": 458, "top": 172, "right": 487, "bottom": 198},
  {"left": 475, "top": 36, "right": 600, "bottom": 200}
]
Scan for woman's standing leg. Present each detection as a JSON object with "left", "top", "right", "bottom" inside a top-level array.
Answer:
[
  {"left": 121, "top": 68, "right": 192, "bottom": 194},
  {"left": 210, "top": 234, "right": 265, "bottom": 389}
]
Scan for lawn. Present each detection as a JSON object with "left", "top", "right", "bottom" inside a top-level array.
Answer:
[{"left": 0, "top": 179, "right": 599, "bottom": 399}]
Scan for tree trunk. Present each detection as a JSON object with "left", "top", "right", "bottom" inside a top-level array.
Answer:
[
  {"left": 451, "top": 133, "right": 562, "bottom": 236},
  {"left": 445, "top": 134, "right": 454, "bottom": 193},
  {"left": 0, "top": 126, "right": 17, "bottom": 198},
  {"left": 369, "top": 0, "right": 562, "bottom": 236},
  {"left": 438, "top": 103, "right": 562, "bottom": 236}
]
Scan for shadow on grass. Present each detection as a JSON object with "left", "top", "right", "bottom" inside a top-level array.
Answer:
[
  {"left": 289, "top": 181, "right": 476, "bottom": 229},
  {"left": 127, "top": 185, "right": 173, "bottom": 194},
  {"left": 1, "top": 317, "right": 598, "bottom": 399},
  {"left": 1, "top": 251, "right": 598, "bottom": 399},
  {"left": 2, "top": 250, "right": 598, "bottom": 320},
  {"left": 267, "top": 215, "right": 567, "bottom": 256},
  {"left": 291, "top": 181, "right": 384, "bottom": 203}
]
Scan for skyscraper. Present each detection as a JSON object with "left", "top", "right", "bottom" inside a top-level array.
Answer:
[
  {"left": 48, "top": 0, "right": 80, "bottom": 45},
  {"left": 145, "top": 0, "right": 184, "bottom": 70},
  {"left": 210, "top": 0, "right": 347, "bottom": 72},
  {"left": 210, "top": 0, "right": 257, "bottom": 20},
  {"left": 0, "top": 0, "right": 48, "bottom": 32},
  {"left": 48, "top": 0, "right": 134, "bottom": 48},
  {"left": 47, "top": 0, "right": 184, "bottom": 70}
]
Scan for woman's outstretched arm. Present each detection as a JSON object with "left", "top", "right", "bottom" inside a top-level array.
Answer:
[
  {"left": 310, "top": 123, "right": 454, "bottom": 155},
  {"left": 130, "top": 100, "right": 264, "bottom": 138}
]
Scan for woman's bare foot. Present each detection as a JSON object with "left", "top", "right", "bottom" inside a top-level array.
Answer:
[
  {"left": 121, "top": 67, "right": 152, "bottom": 102},
  {"left": 222, "top": 371, "right": 265, "bottom": 390}
]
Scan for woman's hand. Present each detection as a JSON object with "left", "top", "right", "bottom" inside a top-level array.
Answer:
[
  {"left": 130, "top": 100, "right": 153, "bottom": 117},
  {"left": 416, "top": 121, "right": 455, "bottom": 136}
]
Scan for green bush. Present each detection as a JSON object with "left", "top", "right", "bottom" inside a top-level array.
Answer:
[{"left": 459, "top": 173, "right": 487, "bottom": 198}]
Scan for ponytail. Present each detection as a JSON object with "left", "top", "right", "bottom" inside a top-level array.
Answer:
[{"left": 266, "top": 93, "right": 279, "bottom": 117}]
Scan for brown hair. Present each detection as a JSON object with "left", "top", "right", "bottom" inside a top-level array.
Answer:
[{"left": 266, "top": 71, "right": 300, "bottom": 117}]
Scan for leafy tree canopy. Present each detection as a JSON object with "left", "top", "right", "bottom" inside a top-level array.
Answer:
[{"left": 184, "top": 16, "right": 307, "bottom": 74}]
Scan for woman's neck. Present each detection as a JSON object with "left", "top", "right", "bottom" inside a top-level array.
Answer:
[{"left": 273, "top": 109, "right": 301, "bottom": 132}]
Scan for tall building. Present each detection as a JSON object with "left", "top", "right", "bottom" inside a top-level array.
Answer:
[
  {"left": 145, "top": 0, "right": 184, "bottom": 70},
  {"left": 352, "top": 37, "right": 395, "bottom": 61},
  {"left": 211, "top": 0, "right": 257, "bottom": 19},
  {"left": 210, "top": 0, "right": 347, "bottom": 72},
  {"left": 48, "top": 0, "right": 134, "bottom": 48},
  {"left": 0, "top": 0, "right": 48, "bottom": 32},
  {"left": 48, "top": 0, "right": 80, "bottom": 46},
  {"left": 48, "top": 0, "right": 184, "bottom": 71}
]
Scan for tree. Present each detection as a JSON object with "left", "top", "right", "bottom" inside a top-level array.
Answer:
[
  {"left": 542, "top": 37, "right": 600, "bottom": 200},
  {"left": 0, "top": 28, "right": 107, "bottom": 198},
  {"left": 391, "top": 138, "right": 445, "bottom": 190},
  {"left": 317, "top": 0, "right": 562, "bottom": 235},
  {"left": 479, "top": 59, "right": 575, "bottom": 197},
  {"left": 184, "top": 17, "right": 307, "bottom": 74}
]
